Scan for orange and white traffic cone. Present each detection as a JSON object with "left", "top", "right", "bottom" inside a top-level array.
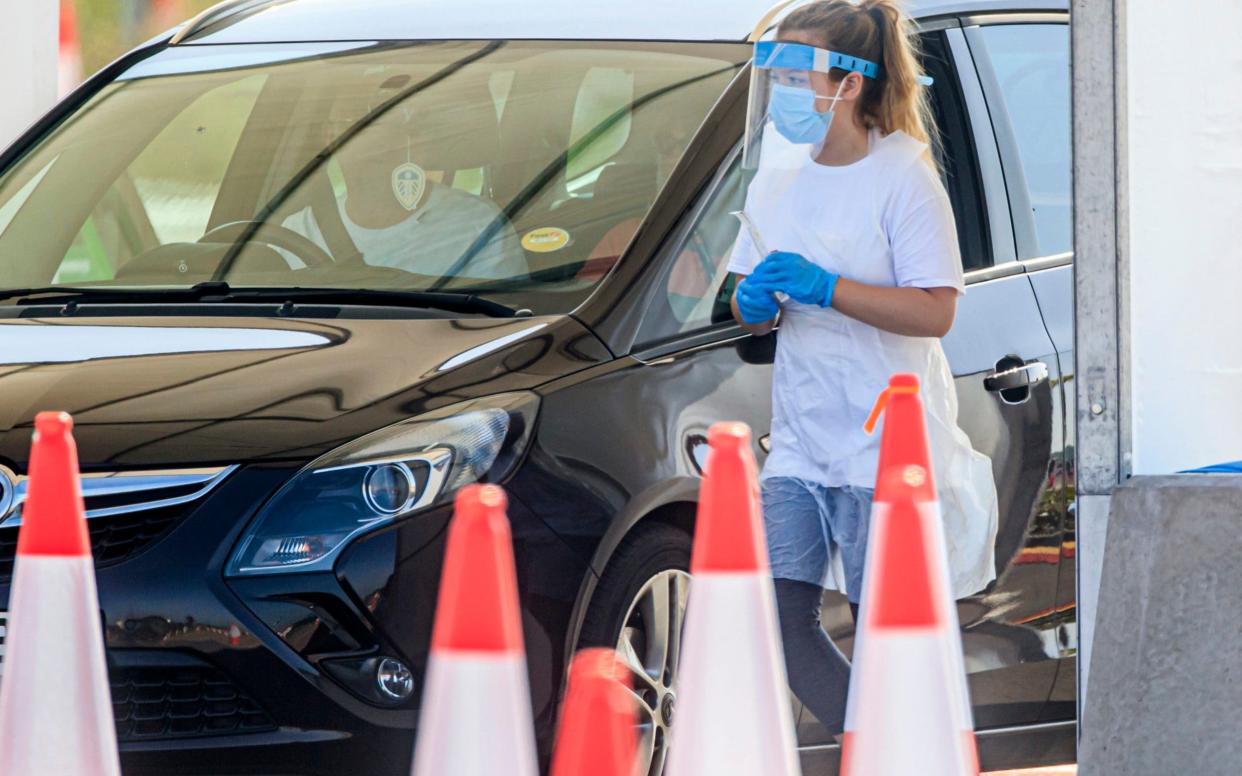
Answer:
[
  {"left": 0, "top": 412, "right": 120, "bottom": 776},
  {"left": 667, "top": 422, "right": 801, "bottom": 776},
  {"left": 410, "top": 485, "right": 538, "bottom": 776},
  {"left": 842, "top": 374, "right": 979, "bottom": 776},
  {"left": 58, "top": 0, "right": 83, "bottom": 97},
  {"left": 549, "top": 648, "right": 637, "bottom": 776}
]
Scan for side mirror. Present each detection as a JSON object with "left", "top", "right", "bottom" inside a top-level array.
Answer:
[{"left": 736, "top": 331, "right": 777, "bottom": 365}]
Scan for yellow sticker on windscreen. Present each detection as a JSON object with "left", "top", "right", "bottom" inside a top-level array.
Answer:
[{"left": 521, "top": 227, "right": 571, "bottom": 253}]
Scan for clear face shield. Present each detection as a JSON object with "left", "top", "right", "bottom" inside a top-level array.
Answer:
[{"left": 742, "top": 41, "right": 882, "bottom": 171}]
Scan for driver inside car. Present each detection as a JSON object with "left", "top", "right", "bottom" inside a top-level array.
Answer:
[{"left": 282, "top": 72, "right": 527, "bottom": 283}]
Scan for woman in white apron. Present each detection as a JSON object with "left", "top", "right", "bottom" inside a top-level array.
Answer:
[{"left": 727, "top": 0, "right": 999, "bottom": 737}]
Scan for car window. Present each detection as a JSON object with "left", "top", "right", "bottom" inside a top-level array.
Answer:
[
  {"left": 635, "top": 155, "right": 745, "bottom": 345},
  {"left": 976, "top": 24, "right": 1072, "bottom": 258},
  {"left": 0, "top": 158, "right": 56, "bottom": 237},
  {"left": 0, "top": 41, "right": 744, "bottom": 314},
  {"left": 921, "top": 31, "right": 991, "bottom": 271},
  {"left": 53, "top": 75, "right": 266, "bottom": 284}
]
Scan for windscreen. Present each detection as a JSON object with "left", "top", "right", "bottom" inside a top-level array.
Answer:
[{"left": 0, "top": 41, "right": 745, "bottom": 313}]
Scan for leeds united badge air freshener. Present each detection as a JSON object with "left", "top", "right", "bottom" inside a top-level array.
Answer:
[{"left": 392, "top": 162, "right": 426, "bottom": 211}]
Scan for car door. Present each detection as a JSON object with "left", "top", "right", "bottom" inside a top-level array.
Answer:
[
  {"left": 963, "top": 15, "right": 1077, "bottom": 723},
  {"left": 629, "top": 146, "right": 776, "bottom": 488},
  {"left": 625, "top": 144, "right": 799, "bottom": 726},
  {"left": 608, "top": 19, "right": 1067, "bottom": 756},
  {"left": 790, "top": 24, "right": 1066, "bottom": 751}
]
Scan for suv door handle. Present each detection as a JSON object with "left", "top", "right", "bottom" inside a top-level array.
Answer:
[
  {"left": 984, "top": 360, "right": 1048, "bottom": 392},
  {"left": 984, "top": 357, "right": 1049, "bottom": 405}
]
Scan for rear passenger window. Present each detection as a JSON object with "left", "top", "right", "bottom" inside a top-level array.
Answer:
[
  {"left": 976, "top": 24, "right": 1072, "bottom": 258},
  {"left": 920, "top": 31, "right": 991, "bottom": 272}
]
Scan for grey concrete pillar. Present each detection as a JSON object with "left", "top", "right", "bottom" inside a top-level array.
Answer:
[
  {"left": 1081, "top": 476, "right": 1242, "bottom": 775},
  {"left": 1070, "top": 0, "right": 1127, "bottom": 709}
]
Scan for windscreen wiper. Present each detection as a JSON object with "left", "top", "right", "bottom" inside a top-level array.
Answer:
[
  {"left": 222, "top": 287, "right": 522, "bottom": 318},
  {"left": 0, "top": 282, "right": 522, "bottom": 318},
  {"left": 0, "top": 282, "right": 233, "bottom": 305}
]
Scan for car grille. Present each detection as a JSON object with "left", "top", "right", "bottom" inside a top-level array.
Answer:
[
  {"left": 0, "top": 468, "right": 266, "bottom": 743},
  {"left": 0, "top": 539, "right": 11, "bottom": 585},
  {"left": 0, "top": 504, "right": 189, "bottom": 583},
  {"left": 112, "top": 663, "right": 277, "bottom": 742},
  {"left": 0, "top": 466, "right": 237, "bottom": 584},
  {"left": 0, "top": 650, "right": 273, "bottom": 743}
]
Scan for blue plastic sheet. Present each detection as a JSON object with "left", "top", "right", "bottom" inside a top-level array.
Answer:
[{"left": 1182, "top": 461, "right": 1242, "bottom": 474}]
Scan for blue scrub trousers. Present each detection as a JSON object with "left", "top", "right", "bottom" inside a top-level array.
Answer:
[{"left": 761, "top": 477, "right": 874, "bottom": 736}]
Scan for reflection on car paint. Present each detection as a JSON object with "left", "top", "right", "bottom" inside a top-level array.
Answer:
[{"left": 0, "top": 325, "right": 331, "bottom": 365}]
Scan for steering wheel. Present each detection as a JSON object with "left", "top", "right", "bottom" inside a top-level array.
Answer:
[{"left": 199, "top": 220, "right": 336, "bottom": 268}]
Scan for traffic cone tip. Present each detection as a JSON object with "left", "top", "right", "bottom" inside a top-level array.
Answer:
[
  {"left": 549, "top": 649, "right": 636, "bottom": 776},
  {"left": 707, "top": 421, "right": 750, "bottom": 450},
  {"left": 429, "top": 484, "right": 524, "bottom": 653},
  {"left": 692, "top": 422, "right": 766, "bottom": 574},
  {"left": 569, "top": 647, "right": 627, "bottom": 684},
  {"left": 871, "top": 380, "right": 937, "bottom": 503},
  {"left": 35, "top": 410, "right": 73, "bottom": 436},
  {"left": 17, "top": 411, "right": 90, "bottom": 558}
]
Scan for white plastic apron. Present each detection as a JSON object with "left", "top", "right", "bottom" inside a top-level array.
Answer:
[{"left": 747, "top": 131, "right": 999, "bottom": 598}]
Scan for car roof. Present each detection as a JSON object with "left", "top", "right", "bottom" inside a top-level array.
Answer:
[{"left": 180, "top": 0, "right": 1068, "bottom": 45}]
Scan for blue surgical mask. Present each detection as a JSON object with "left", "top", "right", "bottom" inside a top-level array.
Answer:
[{"left": 767, "top": 81, "right": 847, "bottom": 146}]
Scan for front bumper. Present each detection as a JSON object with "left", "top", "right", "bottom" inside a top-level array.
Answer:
[
  {"left": 119, "top": 712, "right": 412, "bottom": 776},
  {"left": 0, "top": 466, "right": 413, "bottom": 776},
  {"left": 0, "top": 462, "right": 586, "bottom": 775}
]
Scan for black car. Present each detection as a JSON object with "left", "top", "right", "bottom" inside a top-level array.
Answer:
[{"left": 0, "top": 0, "right": 1076, "bottom": 773}]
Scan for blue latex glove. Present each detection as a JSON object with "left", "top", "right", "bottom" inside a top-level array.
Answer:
[
  {"left": 735, "top": 276, "right": 781, "bottom": 324},
  {"left": 749, "top": 251, "right": 839, "bottom": 308}
]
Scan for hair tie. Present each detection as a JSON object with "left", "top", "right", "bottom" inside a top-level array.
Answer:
[
  {"left": 867, "top": 5, "right": 887, "bottom": 77},
  {"left": 868, "top": 4, "right": 886, "bottom": 32}
]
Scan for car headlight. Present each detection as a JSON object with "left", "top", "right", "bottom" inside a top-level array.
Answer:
[{"left": 226, "top": 392, "right": 538, "bottom": 577}]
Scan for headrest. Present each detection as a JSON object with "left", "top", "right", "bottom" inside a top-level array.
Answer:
[
  {"left": 591, "top": 163, "right": 659, "bottom": 211},
  {"left": 403, "top": 77, "right": 501, "bottom": 171}
]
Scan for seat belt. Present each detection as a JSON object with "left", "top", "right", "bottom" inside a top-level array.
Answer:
[{"left": 308, "top": 170, "right": 365, "bottom": 265}]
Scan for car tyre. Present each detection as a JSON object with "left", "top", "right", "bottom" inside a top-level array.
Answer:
[{"left": 579, "top": 522, "right": 692, "bottom": 776}]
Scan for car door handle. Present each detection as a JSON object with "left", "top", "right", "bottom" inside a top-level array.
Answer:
[
  {"left": 984, "top": 360, "right": 1049, "bottom": 393},
  {"left": 984, "top": 357, "right": 1049, "bottom": 406}
]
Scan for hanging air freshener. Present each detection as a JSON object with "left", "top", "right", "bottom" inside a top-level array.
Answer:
[
  {"left": 392, "top": 161, "right": 426, "bottom": 211},
  {"left": 392, "top": 129, "right": 426, "bottom": 212}
]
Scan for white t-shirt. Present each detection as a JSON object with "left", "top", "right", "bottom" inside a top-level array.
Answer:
[
  {"left": 728, "top": 128, "right": 998, "bottom": 597},
  {"left": 729, "top": 128, "right": 963, "bottom": 296}
]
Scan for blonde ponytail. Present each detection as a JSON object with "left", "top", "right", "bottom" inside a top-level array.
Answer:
[{"left": 778, "top": 0, "right": 939, "bottom": 161}]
